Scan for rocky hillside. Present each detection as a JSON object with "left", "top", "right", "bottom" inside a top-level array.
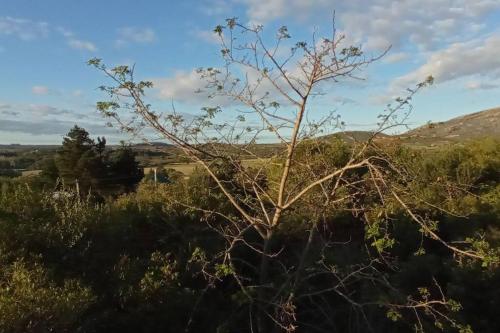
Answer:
[{"left": 398, "top": 107, "right": 500, "bottom": 145}]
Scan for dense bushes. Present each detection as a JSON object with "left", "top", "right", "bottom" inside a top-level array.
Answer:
[
  {"left": 0, "top": 260, "right": 95, "bottom": 333},
  {"left": 0, "top": 139, "right": 498, "bottom": 332}
]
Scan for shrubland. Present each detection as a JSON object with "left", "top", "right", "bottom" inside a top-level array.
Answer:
[{"left": 0, "top": 138, "right": 498, "bottom": 332}]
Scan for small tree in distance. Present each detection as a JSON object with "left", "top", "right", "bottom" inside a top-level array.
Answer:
[{"left": 88, "top": 18, "right": 496, "bottom": 332}]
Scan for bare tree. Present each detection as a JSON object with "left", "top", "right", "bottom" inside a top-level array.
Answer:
[{"left": 88, "top": 18, "right": 494, "bottom": 333}]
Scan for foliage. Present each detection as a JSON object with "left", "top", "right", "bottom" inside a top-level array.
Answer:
[
  {"left": 0, "top": 260, "right": 95, "bottom": 333},
  {"left": 143, "top": 167, "right": 184, "bottom": 184},
  {"left": 42, "top": 126, "right": 144, "bottom": 196},
  {"left": 2, "top": 139, "right": 498, "bottom": 332}
]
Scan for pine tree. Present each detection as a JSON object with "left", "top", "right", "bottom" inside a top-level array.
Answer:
[
  {"left": 53, "top": 126, "right": 143, "bottom": 195},
  {"left": 107, "top": 142, "right": 144, "bottom": 193},
  {"left": 55, "top": 126, "right": 105, "bottom": 192}
]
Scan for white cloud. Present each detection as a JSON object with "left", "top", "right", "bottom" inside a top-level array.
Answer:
[
  {"left": 0, "top": 118, "right": 114, "bottom": 136},
  {"left": 0, "top": 99, "right": 118, "bottom": 139},
  {"left": 26, "top": 104, "right": 82, "bottom": 117},
  {"left": 155, "top": 1, "right": 500, "bottom": 111},
  {"left": 0, "top": 103, "right": 17, "bottom": 116},
  {"left": 465, "top": 80, "right": 500, "bottom": 90},
  {"left": 0, "top": 102, "right": 88, "bottom": 119},
  {"left": 0, "top": 17, "right": 98, "bottom": 52},
  {"left": 200, "top": 0, "right": 232, "bottom": 16},
  {"left": 153, "top": 70, "right": 210, "bottom": 104},
  {"left": 0, "top": 16, "right": 49, "bottom": 40},
  {"left": 391, "top": 34, "right": 500, "bottom": 91},
  {"left": 192, "top": 29, "right": 221, "bottom": 44},
  {"left": 368, "top": 94, "right": 393, "bottom": 106},
  {"left": 242, "top": 0, "right": 330, "bottom": 25},
  {"left": 153, "top": 70, "right": 286, "bottom": 114},
  {"left": 32, "top": 85, "right": 50, "bottom": 95},
  {"left": 383, "top": 52, "right": 409, "bottom": 64},
  {"left": 68, "top": 38, "right": 97, "bottom": 52},
  {"left": 56, "top": 26, "right": 74, "bottom": 38},
  {"left": 238, "top": 0, "right": 500, "bottom": 54},
  {"left": 331, "top": 96, "right": 357, "bottom": 105},
  {"left": 72, "top": 89, "right": 84, "bottom": 97},
  {"left": 29, "top": 104, "right": 69, "bottom": 116},
  {"left": 115, "top": 27, "right": 156, "bottom": 47},
  {"left": 56, "top": 26, "right": 97, "bottom": 51},
  {"left": 337, "top": 1, "right": 500, "bottom": 52},
  {"left": 152, "top": 64, "right": 302, "bottom": 108}
]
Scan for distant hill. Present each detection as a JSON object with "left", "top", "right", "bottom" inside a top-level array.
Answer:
[
  {"left": 322, "top": 131, "right": 389, "bottom": 143},
  {"left": 132, "top": 142, "right": 173, "bottom": 148},
  {"left": 0, "top": 144, "right": 58, "bottom": 151},
  {"left": 397, "top": 107, "right": 500, "bottom": 146},
  {"left": 318, "top": 107, "right": 500, "bottom": 147},
  {"left": 3, "top": 108, "right": 499, "bottom": 154}
]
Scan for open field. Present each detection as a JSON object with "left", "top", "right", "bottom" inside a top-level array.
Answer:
[
  {"left": 20, "top": 159, "right": 270, "bottom": 179},
  {"left": 21, "top": 170, "right": 42, "bottom": 177},
  {"left": 143, "top": 158, "right": 269, "bottom": 177},
  {"left": 144, "top": 163, "right": 197, "bottom": 176}
]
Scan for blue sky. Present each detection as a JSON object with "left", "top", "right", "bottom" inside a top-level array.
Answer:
[{"left": 1, "top": 0, "right": 500, "bottom": 144}]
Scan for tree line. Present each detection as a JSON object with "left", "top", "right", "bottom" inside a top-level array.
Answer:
[{"left": 38, "top": 125, "right": 143, "bottom": 197}]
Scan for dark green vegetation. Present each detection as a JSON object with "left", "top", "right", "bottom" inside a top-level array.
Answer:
[
  {"left": 14, "top": 126, "right": 144, "bottom": 198},
  {"left": 0, "top": 145, "right": 56, "bottom": 178},
  {"left": 0, "top": 132, "right": 498, "bottom": 332}
]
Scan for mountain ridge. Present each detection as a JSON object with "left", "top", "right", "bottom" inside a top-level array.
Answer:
[
  {"left": 2, "top": 107, "right": 499, "bottom": 148},
  {"left": 396, "top": 107, "right": 500, "bottom": 145}
]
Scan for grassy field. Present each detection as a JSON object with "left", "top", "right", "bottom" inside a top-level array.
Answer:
[
  {"left": 143, "top": 158, "right": 270, "bottom": 177},
  {"left": 144, "top": 163, "right": 197, "bottom": 176},
  {"left": 20, "top": 159, "right": 270, "bottom": 179},
  {"left": 21, "top": 170, "right": 42, "bottom": 177}
]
